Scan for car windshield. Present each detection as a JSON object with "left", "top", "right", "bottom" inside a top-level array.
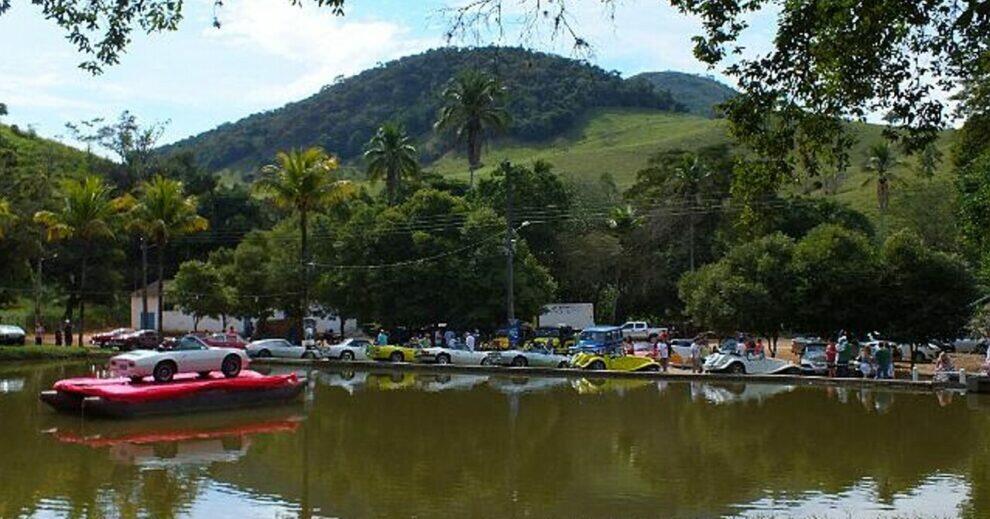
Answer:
[
  {"left": 803, "top": 345, "right": 827, "bottom": 361},
  {"left": 177, "top": 337, "right": 205, "bottom": 350},
  {"left": 534, "top": 328, "right": 558, "bottom": 338}
]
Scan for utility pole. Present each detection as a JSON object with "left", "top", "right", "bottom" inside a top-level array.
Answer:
[{"left": 504, "top": 161, "right": 514, "bottom": 325}]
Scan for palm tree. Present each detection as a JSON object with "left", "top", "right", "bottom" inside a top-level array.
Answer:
[
  {"left": 862, "top": 142, "right": 903, "bottom": 237},
  {"left": 128, "top": 176, "right": 209, "bottom": 334},
  {"left": 671, "top": 155, "right": 713, "bottom": 271},
  {"left": 364, "top": 123, "right": 419, "bottom": 205},
  {"left": 435, "top": 70, "right": 509, "bottom": 186},
  {"left": 255, "top": 147, "right": 354, "bottom": 336},
  {"left": 0, "top": 197, "right": 14, "bottom": 239},
  {"left": 34, "top": 176, "right": 129, "bottom": 346}
]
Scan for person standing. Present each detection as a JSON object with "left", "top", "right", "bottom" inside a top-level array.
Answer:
[
  {"left": 34, "top": 322, "right": 44, "bottom": 346},
  {"left": 658, "top": 336, "right": 671, "bottom": 373},
  {"left": 690, "top": 337, "right": 703, "bottom": 373},
  {"left": 465, "top": 331, "right": 476, "bottom": 351},
  {"left": 64, "top": 320, "right": 73, "bottom": 346},
  {"left": 825, "top": 341, "right": 838, "bottom": 378},
  {"left": 54, "top": 327, "right": 62, "bottom": 347},
  {"left": 874, "top": 343, "right": 891, "bottom": 380},
  {"left": 376, "top": 329, "right": 389, "bottom": 346}
]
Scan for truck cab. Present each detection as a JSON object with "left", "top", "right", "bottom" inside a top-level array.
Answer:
[{"left": 571, "top": 326, "right": 624, "bottom": 354}]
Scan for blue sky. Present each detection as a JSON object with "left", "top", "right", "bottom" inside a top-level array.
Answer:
[{"left": 0, "top": 0, "right": 776, "bottom": 149}]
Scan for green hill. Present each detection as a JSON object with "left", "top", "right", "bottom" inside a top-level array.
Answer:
[
  {"left": 161, "top": 46, "right": 683, "bottom": 173},
  {"left": 631, "top": 71, "right": 738, "bottom": 117}
]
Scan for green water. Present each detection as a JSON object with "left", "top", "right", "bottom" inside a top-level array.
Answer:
[{"left": 1, "top": 361, "right": 988, "bottom": 518}]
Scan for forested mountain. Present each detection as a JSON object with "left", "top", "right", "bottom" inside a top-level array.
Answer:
[
  {"left": 160, "top": 47, "right": 683, "bottom": 173},
  {"left": 631, "top": 71, "right": 737, "bottom": 117}
]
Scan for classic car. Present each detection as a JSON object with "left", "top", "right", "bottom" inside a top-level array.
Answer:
[
  {"left": 367, "top": 343, "right": 420, "bottom": 362},
  {"left": 324, "top": 338, "right": 373, "bottom": 361},
  {"left": 109, "top": 335, "right": 250, "bottom": 383},
  {"left": 90, "top": 328, "right": 134, "bottom": 347},
  {"left": 245, "top": 338, "right": 319, "bottom": 359},
  {"left": 703, "top": 339, "right": 800, "bottom": 375},
  {"left": 798, "top": 340, "right": 829, "bottom": 375},
  {"left": 0, "top": 324, "right": 26, "bottom": 345},
  {"left": 109, "top": 329, "right": 162, "bottom": 351},
  {"left": 417, "top": 343, "right": 491, "bottom": 365},
  {"left": 570, "top": 349, "right": 661, "bottom": 372},
  {"left": 485, "top": 346, "right": 570, "bottom": 368}
]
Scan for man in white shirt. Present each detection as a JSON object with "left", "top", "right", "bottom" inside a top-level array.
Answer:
[
  {"left": 690, "top": 339, "right": 703, "bottom": 373},
  {"left": 465, "top": 332, "right": 476, "bottom": 351}
]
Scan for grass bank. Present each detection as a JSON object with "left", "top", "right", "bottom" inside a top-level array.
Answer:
[{"left": 0, "top": 345, "right": 112, "bottom": 362}]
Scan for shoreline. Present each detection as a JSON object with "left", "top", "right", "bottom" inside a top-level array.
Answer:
[{"left": 0, "top": 345, "right": 114, "bottom": 362}]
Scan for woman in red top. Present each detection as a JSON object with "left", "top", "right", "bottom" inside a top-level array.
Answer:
[{"left": 825, "top": 341, "right": 838, "bottom": 377}]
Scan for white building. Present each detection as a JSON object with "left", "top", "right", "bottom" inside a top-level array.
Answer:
[{"left": 130, "top": 283, "right": 358, "bottom": 335}]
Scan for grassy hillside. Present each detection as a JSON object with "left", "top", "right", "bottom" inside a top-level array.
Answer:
[
  {"left": 0, "top": 124, "right": 97, "bottom": 176},
  {"left": 427, "top": 108, "right": 955, "bottom": 219},
  {"left": 631, "top": 71, "right": 738, "bottom": 117}
]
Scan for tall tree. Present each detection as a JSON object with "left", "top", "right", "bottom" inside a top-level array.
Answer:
[
  {"left": 435, "top": 69, "right": 509, "bottom": 185},
  {"left": 364, "top": 123, "right": 419, "bottom": 205},
  {"left": 129, "top": 176, "right": 209, "bottom": 333},
  {"left": 34, "top": 176, "right": 128, "bottom": 345},
  {"left": 862, "top": 142, "right": 902, "bottom": 237},
  {"left": 255, "top": 147, "right": 354, "bottom": 336}
]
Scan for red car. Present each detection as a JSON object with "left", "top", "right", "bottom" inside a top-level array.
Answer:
[
  {"left": 203, "top": 333, "right": 248, "bottom": 349},
  {"left": 110, "top": 329, "right": 162, "bottom": 351},
  {"left": 91, "top": 328, "right": 134, "bottom": 348}
]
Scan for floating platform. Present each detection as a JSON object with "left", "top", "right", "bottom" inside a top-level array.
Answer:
[{"left": 40, "top": 371, "right": 304, "bottom": 418}]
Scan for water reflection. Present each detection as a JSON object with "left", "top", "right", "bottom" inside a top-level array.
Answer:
[{"left": 3, "top": 362, "right": 989, "bottom": 518}]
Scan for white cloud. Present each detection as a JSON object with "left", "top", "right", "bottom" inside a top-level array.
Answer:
[{"left": 203, "top": 0, "right": 440, "bottom": 103}]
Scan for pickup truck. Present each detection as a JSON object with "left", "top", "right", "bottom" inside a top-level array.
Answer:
[{"left": 619, "top": 321, "right": 668, "bottom": 340}]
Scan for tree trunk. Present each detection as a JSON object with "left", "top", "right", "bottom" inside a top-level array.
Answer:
[
  {"left": 299, "top": 209, "right": 308, "bottom": 341},
  {"left": 157, "top": 241, "right": 165, "bottom": 335},
  {"left": 387, "top": 167, "right": 397, "bottom": 206},
  {"left": 193, "top": 316, "right": 199, "bottom": 332},
  {"left": 77, "top": 252, "right": 87, "bottom": 347}
]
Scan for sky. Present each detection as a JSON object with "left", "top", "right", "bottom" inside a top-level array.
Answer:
[{"left": 0, "top": 0, "right": 777, "bottom": 149}]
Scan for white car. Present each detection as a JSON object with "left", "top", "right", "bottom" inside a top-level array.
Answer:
[
  {"left": 245, "top": 338, "right": 320, "bottom": 359},
  {"left": 109, "top": 335, "right": 249, "bottom": 383},
  {"left": 950, "top": 336, "right": 988, "bottom": 354},
  {"left": 486, "top": 347, "right": 571, "bottom": 368},
  {"left": 416, "top": 343, "right": 491, "bottom": 365},
  {"left": 703, "top": 340, "right": 799, "bottom": 375},
  {"left": 324, "top": 338, "right": 373, "bottom": 361}
]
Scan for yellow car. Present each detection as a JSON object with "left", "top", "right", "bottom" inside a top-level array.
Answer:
[
  {"left": 367, "top": 344, "right": 420, "bottom": 362},
  {"left": 365, "top": 372, "right": 418, "bottom": 391},
  {"left": 571, "top": 377, "right": 654, "bottom": 395},
  {"left": 527, "top": 326, "right": 577, "bottom": 354},
  {"left": 570, "top": 351, "right": 661, "bottom": 372}
]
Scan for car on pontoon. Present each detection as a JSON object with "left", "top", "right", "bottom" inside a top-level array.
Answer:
[
  {"left": 703, "top": 338, "right": 800, "bottom": 375},
  {"left": 109, "top": 335, "right": 249, "bottom": 383}
]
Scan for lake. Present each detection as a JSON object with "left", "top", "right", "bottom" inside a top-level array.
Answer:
[{"left": 0, "top": 361, "right": 986, "bottom": 518}]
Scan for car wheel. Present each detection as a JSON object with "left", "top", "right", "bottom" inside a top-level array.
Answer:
[
  {"left": 390, "top": 351, "right": 403, "bottom": 362},
  {"left": 302, "top": 351, "right": 316, "bottom": 360},
  {"left": 511, "top": 356, "right": 528, "bottom": 367},
  {"left": 641, "top": 364, "right": 660, "bottom": 372},
  {"left": 728, "top": 363, "right": 745, "bottom": 375},
  {"left": 221, "top": 355, "right": 242, "bottom": 378},
  {"left": 481, "top": 357, "right": 492, "bottom": 366},
  {"left": 589, "top": 360, "right": 606, "bottom": 370},
  {"left": 981, "top": 343, "right": 989, "bottom": 355},
  {"left": 153, "top": 361, "right": 176, "bottom": 383},
  {"left": 197, "top": 371, "right": 211, "bottom": 379},
  {"left": 437, "top": 354, "right": 451, "bottom": 365},
  {"left": 258, "top": 349, "right": 272, "bottom": 358},
  {"left": 341, "top": 350, "right": 355, "bottom": 361},
  {"left": 557, "top": 361, "right": 569, "bottom": 369},
  {"left": 780, "top": 366, "right": 801, "bottom": 375}
]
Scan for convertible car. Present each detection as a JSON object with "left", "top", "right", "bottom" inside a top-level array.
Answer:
[
  {"left": 703, "top": 340, "right": 800, "bottom": 375},
  {"left": 109, "top": 335, "right": 250, "bottom": 383},
  {"left": 570, "top": 350, "right": 661, "bottom": 372},
  {"left": 417, "top": 343, "right": 491, "bottom": 365},
  {"left": 485, "top": 346, "right": 570, "bottom": 368},
  {"left": 245, "top": 338, "right": 319, "bottom": 359},
  {"left": 367, "top": 344, "right": 420, "bottom": 363}
]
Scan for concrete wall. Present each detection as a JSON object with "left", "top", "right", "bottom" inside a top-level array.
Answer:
[{"left": 130, "top": 294, "right": 358, "bottom": 335}]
